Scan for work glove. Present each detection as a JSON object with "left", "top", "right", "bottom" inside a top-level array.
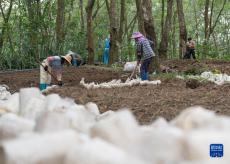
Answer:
[
  {"left": 58, "top": 81, "right": 63, "bottom": 86},
  {"left": 44, "top": 65, "right": 48, "bottom": 72}
]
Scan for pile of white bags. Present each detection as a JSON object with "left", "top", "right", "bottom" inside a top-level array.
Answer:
[
  {"left": 80, "top": 78, "right": 161, "bottom": 89},
  {"left": 200, "top": 72, "right": 230, "bottom": 85},
  {"left": 177, "top": 72, "right": 230, "bottom": 85},
  {"left": 0, "top": 85, "right": 11, "bottom": 100},
  {"left": 0, "top": 87, "right": 229, "bottom": 164},
  {"left": 123, "top": 61, "right": 140, "bottom": 72}
]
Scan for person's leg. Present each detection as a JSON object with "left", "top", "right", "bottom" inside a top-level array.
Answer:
[
  {"left": 140, "top": 62, "right": 145, "bottom": 80},
  {"left": 72, "top": 58, "right": 77, "bottom": 66},
  {"left": 191, "top": 49, "right": 196, "bottom": 59},
  {"left": 184, "top": 50, "right": 189, "bottom": 59},
  {"left": 105, "top": 48, "right": 109, "bottom": 65},
  {"left": 145, "top": 57, "right": 153, "bottom": 80},
  {"left": 103, "top": 49, "right": 106, "bottom": 64},
  {"left": 140, "top": 60, "right": 148, "bottom": 80},
  {"left": 189, "top": 49, "right": 193, "bottom": 59},
  {"left": 107, "top": 49, "right": 110, "bottom": 65},
  {"left": 40, "top": 64, "right": 50, "bottom": 90}
]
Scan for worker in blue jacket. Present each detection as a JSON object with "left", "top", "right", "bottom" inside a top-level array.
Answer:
[{"left": 103, "top": 36, "right": 110, "bottom": 65}]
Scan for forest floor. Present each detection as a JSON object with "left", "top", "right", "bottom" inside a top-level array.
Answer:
[{"left": 1, "top": 59, "right": 230, "bottom": 124}]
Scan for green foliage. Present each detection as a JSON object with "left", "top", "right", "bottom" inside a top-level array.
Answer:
[
  {"left": 184, "top": 66, "right": 209, "bottom": 75},
  {"left": 152, "top": 72, "right": 179, "bottom": 80},
  {"left": 0, "top": 0, "right": 229, "bottom": 70}
]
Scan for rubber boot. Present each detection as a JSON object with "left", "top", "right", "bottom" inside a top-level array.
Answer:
[{"left": 39, "top": 83, "right": 47, "bottom": 91}]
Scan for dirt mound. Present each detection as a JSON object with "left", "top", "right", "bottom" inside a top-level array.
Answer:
[
  {"left": 161, "top": 59, "right": 230, "bottom": 74},
  {"left": 1, "top": 61, "right": 230, "bottom": 124}
]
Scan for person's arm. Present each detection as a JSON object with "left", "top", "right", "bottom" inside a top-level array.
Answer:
[
  {"left": 136, "top": 42, "right": 142, "bottom": 65},
  {"left": 43, "top": 57, "right": 52, "bottom": 71},
  {"left": 75, "top": 54, "right": 82, "bottom": 60},
  {"left": 186, "top": 41, "right": 190, "bottom": 48}
]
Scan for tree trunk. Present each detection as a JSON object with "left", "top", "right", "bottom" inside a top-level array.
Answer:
[
  {"left": 117, "top": 0, "right": 126, "bottom": 62},
  {"left": 176, "top": 0, "right": 187, "bottom": 59},
  {"left": 86, "top": 0, "right": 95, "bottom": 65},
  {"left": 142, "top": 0, "right": 160, "bottom": 73},
  {"left": 203, "top": 0, "right": 226, "bottom": 58},
  {"left": 192, "top": 0, "right": 199, "bottom": 58},
  {"left": 160, "top": 0, "right": 165, "bottom": 38},
  {"left": 135, "top": 0, "right": 145, "bottom": 35},
  {"left": 79, "top": 0, "right": 85, "bottom": 32},
  {"left": 0, "top": 0, "right": 13, "bottom": 54},
  {"left": 26, "top": 0, "right": 41, "bottom": 60},
  {"left": 159, "top": 0, "right": 173, "bottom": 59},
  {"left": 172, "top": 9, "right": 177, "bottom": 58},
  {"left": 204, "top": 0, "right": 210, "bottom": 41},
  {"left": 105, "top": 0, "right": 119, "bottom": 65},
  {"left": 125, "top": 14, "right": 137, "bottom": 61},
  {"left": 56, "top": 0, "right": 65, "bottom": 53}
]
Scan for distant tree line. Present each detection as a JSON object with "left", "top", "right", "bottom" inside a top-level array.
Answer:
[{"left": 0, "top": 0, "right": 229, "bottom": 70}]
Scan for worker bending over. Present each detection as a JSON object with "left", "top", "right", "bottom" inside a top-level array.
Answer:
[
  {"left": 40, "top": 54, "right": 73, "bottom": 90},
  {"left": 67, "top": 50, "right": 84, "bottom": 66}
]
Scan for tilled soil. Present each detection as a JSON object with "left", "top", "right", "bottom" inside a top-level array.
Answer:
[{"left": 0, "top": 60, "right": 229, "bottom": 124}]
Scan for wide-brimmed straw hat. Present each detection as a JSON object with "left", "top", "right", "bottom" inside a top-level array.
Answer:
[
  {"left": 61, "top": 54, "right": 72, "bottom": 64},
  {"left": 131, "top": 32, "right": 144, "bottom": 39}
]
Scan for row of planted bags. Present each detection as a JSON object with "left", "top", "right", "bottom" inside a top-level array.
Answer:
[{"left": 0, "top": 87, "right": 229, "bottom": 164}]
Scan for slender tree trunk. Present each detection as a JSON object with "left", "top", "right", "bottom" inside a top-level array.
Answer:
[
  {"left": 86, "top": 0, "right": 95, "bottom": 64},
  {"left": 125, "top": 14, "right": 137, "bottom": 61},
  {"left": 192, "top": 0, "right": 199, "bottom": 58},
  {"left": 56, "top": 0, "right": 65, "bottom": 53},
  {"left": 109, "top": 0, "right": 118, "bottom": 64},
  {"left": 176, "top": 0, "right": 187, "bottom": 59},
  {"left": 135, "top": 0, "right": 145, "bottom": 35},
  {"left": 203, "top": 0, "right": 226, "bottom": 58},
  {"left": 172, "top": 9, "right": 177, "bottom": 58},
  {"left": 0, "top": 0, "right": 13, "bottom": 54},
  {"left": 209, "top": 0, "right": 227, "bottom": 37},
  {"left": 160, "top": 0, "right": 165, "bottom": 37},
  {"left": 117, "top": 0, "right": 126, "bottom": 62},
  {"left": 105, "top": 0, "right": 119, "bottom": 64},
  {"left": 26, "top": 0, "right": 41, "bottom": 61},
  {"left": 203, "top": 0, "right": 210, "bottom": 58},
  {"left": 159, "top": 0, "right": 173, "bottom": 59},
  {"left": 142, "top": 0, "right": 160, "bottom": 73},
  {"left": 79, "top": 0, "right": 85, "bottom": 32},
  {"left": 118, "top": 0, "right": 125, "bottom": 44},
  {"left": 204, "top": 0, "right": 210, "bottom": 41}
]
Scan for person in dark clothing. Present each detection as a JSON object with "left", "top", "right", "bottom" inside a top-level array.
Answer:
[
  {"left": 131, "top": 32, "right": 155, "bottom": 80},
  {"left": 184, "top": 37, "right": 196, "bottom": 59},
  {"left": 67, "top": 50, "right": 84, "bottom": 66}
]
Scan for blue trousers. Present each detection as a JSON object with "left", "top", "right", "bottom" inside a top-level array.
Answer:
[
  {"left": 103, "top": 48, "right": 109, "bottom": 65},
  {"left": 140, "top": 57, "right": 152, "bottom": 80}
]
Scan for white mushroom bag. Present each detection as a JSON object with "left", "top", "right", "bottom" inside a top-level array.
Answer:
[{"left": 123, "top": 61, "right": 140, "bottom": 72}]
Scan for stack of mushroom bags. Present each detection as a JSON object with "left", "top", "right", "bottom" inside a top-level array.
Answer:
[{"left": 0, "top": 87, "right": 229, "bottom": 164}]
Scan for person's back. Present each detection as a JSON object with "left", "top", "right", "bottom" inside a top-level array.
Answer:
[
  {"left": 105, "top": 38, "right": 110, "bottom": 49},
  {"left": 136, "top": 38, "right": 154, "bottom": 60},
  {"left": 189, "top": 40, "right": 195, "bottom": 50},
  {"left": 47, "top": 56, "right": 62, "bottom": 70},
  {"left": 103, "top": 37, "right": 110, "bottom": 65},
  {"left": 131, "top": 32, "right": 154, "bottom": 80},
  {"left": 186, "top": 37, "right": 196, "bottom": 59}
]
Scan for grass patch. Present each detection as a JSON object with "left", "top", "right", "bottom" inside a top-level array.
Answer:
[{"left": 152, "top": 72, "right": 179, "bottom": 80}]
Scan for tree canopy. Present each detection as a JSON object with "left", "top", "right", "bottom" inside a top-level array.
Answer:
[{"left": 0, "top": 0, "right": 229, "bottom": 69}]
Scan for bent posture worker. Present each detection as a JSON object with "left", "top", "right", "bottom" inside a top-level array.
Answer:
[{"left": 40, "top": 54, "right": 73, "bottom": 90}]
